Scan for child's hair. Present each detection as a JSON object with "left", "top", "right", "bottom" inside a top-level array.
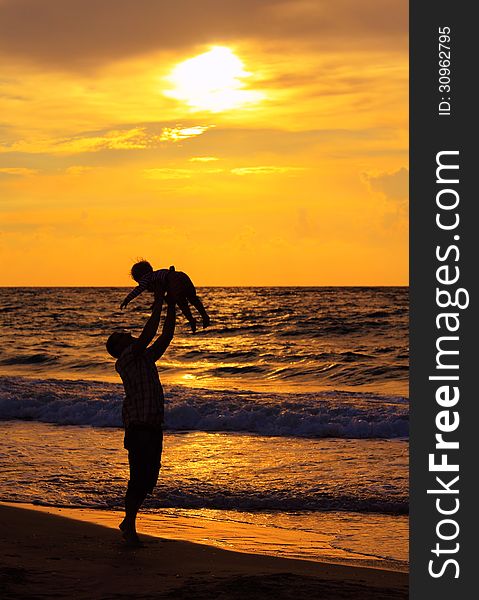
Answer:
[{"left": 131, "top": 259, "right": 153, "bottom": 282}]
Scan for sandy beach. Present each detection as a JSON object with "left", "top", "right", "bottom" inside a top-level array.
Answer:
[{"left": 0, "top": 503, "right": 407, "bottom": 599}]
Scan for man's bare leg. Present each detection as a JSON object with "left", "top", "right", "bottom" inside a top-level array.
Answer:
[{"left": 120, "top": 488, "right": 147, "bottom": 545}]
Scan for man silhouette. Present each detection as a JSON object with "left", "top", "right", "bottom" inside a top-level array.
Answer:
[{"left": 106, "top": 298, "right": 176, "bottom": 545}]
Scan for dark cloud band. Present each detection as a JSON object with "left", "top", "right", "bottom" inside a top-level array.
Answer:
[{"left": 0, "top": 0, "right": 407, "bottom": 70}]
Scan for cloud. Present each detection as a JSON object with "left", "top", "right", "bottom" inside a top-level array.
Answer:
[
  {"left": 159, "top": 126, "right": 213, "bottom": 143},
  {"left": 144, "top": 164, "right": 303, "bottom": 178},
  {"left": 0, "top": 125, "right": 211, "bottom": 155},
  {"left": 231, "top": 165, "right": 306, "bottom": 176},
  {"left": 362, "top": 167, "right": 408, "bottom": 202},
  {"left": 189, "top": 156, "right": 219, "bottom": 162},
  {"left": 0, "top": 125, "right": 399, "bottom": 169},
  {"left": 65, "top": 166, "right": 94, "bottom": 176},
  {"left": 143, "top": 168, "right": 194, "bottom": 180},
  {"left": 0, "top": 127, "right": 157, "bottom": 155},
  {"left": 0, "top": 0, "right": 408, "bottom": 71},
  {"left": 0, "top": 167, "right": 37, "bottom": 178},
  {"left": 143, "top": 166, "right": 223, "bottom": 179}
]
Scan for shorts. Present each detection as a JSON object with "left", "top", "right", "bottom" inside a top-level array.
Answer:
[
  {"left": 124, "top": 425, "right": 163, "bottom": 496},
  {"left": 167, "top": 271, "right": 196, "bottom": 301}
]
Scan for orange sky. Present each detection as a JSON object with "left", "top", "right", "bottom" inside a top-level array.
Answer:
[{"left": 0, "top": 0, "right": 408, "bottom": 286}]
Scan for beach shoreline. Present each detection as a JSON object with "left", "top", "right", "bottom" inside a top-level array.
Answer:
[
  {"left": 0, "top": 503, "right": 408, "bottom": 599},
  {"left": 1, "top": 501, "right": 408, "bottom": 570}
]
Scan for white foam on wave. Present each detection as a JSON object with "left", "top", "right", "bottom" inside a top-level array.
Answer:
[
  {"left": 0, "top": 376, "right": 408, "bottom": 439},
  {"left": 23, "top": 488, "right": 408, "bottom": 514}
]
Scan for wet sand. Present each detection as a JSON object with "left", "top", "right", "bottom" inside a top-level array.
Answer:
[{"left": 0, "top": 503, "right": 407, "bottom": 599}]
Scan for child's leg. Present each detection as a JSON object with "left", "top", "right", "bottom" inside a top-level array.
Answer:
[
  {"left": 188, "top": 293, "right": 210, "bottom": 328},
  {"left": 175, "top": 273, "right": 210, "bottom": 327},
  {"left": 176, "top": 297, "right": 197, "bottom": 333}
]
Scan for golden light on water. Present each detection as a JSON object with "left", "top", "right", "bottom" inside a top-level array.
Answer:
[{"left": 164, "top": 46, "right": 264, "bottom": 112}]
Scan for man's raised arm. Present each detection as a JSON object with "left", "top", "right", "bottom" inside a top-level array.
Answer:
[
  {"left": 148, "top": 300, "right": 176, "bottom": 362},
  {"left": 132, "top": 300, "right": 163, "bottom": 354}
]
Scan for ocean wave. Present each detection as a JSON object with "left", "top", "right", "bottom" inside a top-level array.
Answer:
[
  {"left": 147, "top": 487, "right": 408, "bottom": 514},
  {"left": 16, "top": 488, "right": 407, "bottom": 515},
  {"left": 212, "top": 324, "right": 269, "bottom": 335},
  {"left": 180, "top": 349, "right": 259, "bottom": 360},
  {"left": 0, "top": 376, "right": 408, "bottom": 439},
  {"left": 0, "top": 353, "right": 59, "bottom": 366},
  {"left": 207, "top": 365, "right": 267, "bottom": 375}
]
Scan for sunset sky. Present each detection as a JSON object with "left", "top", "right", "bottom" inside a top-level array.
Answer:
[{"left": 0, "top": 0, "right": 408, "bottom": 286}]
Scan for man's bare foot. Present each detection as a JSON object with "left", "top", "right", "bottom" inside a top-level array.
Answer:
[
  {"left": 119, "top": 520, "right": 143, "bottom": 546},
  {"left": 123, "top": 531, "right": 143, "bottom": 547},
  {"left": 121, "top": 528, "right": 143, "bottom": 547},
  {"left": 190, "top": 318, "right": 197, "bottom": 334},
  {"left": 202, "top": 315, "right": 211, "bottom": 328}
]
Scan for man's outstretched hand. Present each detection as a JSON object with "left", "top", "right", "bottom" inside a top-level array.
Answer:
[{"left": 120, "top": 300, "right": 129, "bottom": 310}]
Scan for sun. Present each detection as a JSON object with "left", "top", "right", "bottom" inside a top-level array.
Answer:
[{"left": 164, "top": 46, "right": 263, "bottom": 112}]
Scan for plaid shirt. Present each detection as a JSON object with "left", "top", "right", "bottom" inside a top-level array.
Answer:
[{"left": 115, "top": 344, "right": 164, "bottom": 428}]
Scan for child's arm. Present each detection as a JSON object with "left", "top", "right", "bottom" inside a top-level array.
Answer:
[{"left": 120, "top": 278, "right": 149, "bottom": 309}]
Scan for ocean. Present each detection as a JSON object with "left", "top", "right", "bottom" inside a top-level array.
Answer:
[{"left": 0, "top": 287, "right": 408, "bottom": 565}]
